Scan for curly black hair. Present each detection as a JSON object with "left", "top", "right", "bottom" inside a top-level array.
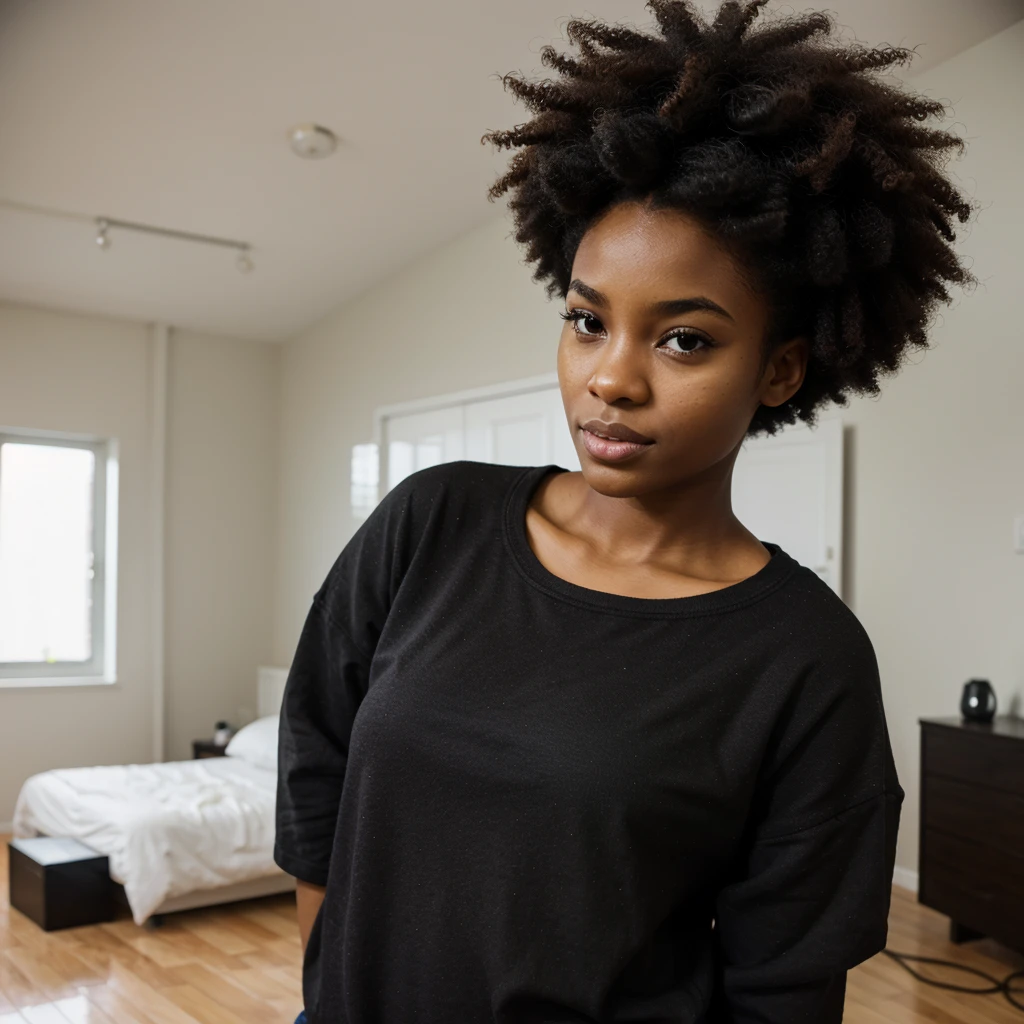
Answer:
[{"left": 481, "top": 0, "right": 978, "bottom": 437}]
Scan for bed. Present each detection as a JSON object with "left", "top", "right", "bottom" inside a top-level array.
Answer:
[{"left": 11, "top": 666, "right": 296, "bottom": 925}]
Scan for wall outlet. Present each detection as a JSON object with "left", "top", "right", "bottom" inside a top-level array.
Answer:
[{"left": 1015, "top": 516, "right": 1024, "bottom": 554}]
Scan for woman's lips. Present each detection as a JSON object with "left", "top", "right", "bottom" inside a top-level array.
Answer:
[{"left": 580, "top": 426, "right": 654, "bottom": 463}]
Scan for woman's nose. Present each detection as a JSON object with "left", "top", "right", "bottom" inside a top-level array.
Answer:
[{"left": 587, "top": 336, "right": 651, "bottom": 407}]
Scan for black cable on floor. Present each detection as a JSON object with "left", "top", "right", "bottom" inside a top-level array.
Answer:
[{"left": 882, "top": 947, "right": 1024, "bottom": 1013}]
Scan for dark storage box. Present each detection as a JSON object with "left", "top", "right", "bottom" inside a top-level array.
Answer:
[{"left": 8, "top": 836, "right": 115, "bottom": 931}]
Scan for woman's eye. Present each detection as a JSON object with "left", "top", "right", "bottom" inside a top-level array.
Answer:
[
  {"left": 660, "top": 332, "right": 711, "bottom": 356},
  {"left": 560, "top": 309, "right": 604, "bottom": 337}
]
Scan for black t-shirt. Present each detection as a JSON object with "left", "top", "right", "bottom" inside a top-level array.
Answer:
[{"left": 275, "top": 460, "right": 904, "bottom": 1024}]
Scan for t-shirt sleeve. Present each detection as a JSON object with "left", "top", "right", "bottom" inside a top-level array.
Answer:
[
  {"left": 707, "top": 624, "right": 905, "bottom": 1023},
  {"left": 273, "top": 469, "right": 426, "bottom": 886}
]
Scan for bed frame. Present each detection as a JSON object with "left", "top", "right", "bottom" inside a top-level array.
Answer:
[{"left": 141, "top": 665, "right": 296, "bottom": 922}]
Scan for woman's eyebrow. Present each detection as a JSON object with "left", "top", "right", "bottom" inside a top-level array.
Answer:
[{"left": 567, "top": 278, "right": 735, "bottom": 323}]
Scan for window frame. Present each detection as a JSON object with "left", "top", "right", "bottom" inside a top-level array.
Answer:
[{"left": 0, "top": 427, "right": 119, "bottom": 688}]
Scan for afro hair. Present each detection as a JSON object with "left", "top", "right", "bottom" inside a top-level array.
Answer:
[{"left": 481, "top": 0, "right": 979, "bottom": 437}]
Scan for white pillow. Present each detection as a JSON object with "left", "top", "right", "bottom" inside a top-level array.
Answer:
[{"left": 225, "top": 715, "right": 279, "bottom": 772}]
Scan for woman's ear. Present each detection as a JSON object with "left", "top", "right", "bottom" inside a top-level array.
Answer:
[{"left": 758, "top": 335, "right": 808, "bottom": 408}]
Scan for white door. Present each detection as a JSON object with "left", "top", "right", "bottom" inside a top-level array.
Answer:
[
  {"left": 464, "top": 389, "right": 580, "bottom": 470},
  {"left": 733, "top": 416, "right": 843, "bottom": 593},
  {"left": 383, "top": 406, "right": 464, "bottom": 492}
]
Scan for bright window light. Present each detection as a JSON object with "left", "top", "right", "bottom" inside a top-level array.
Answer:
[
  {"left": 0, "top": 443, "right": 95, "bottom": 662},
  {"left": 387, "top": 437, "right": 443, "bottom": 491},
  {"left": 350, "top": 443, "right": 380, "bottom": 520}
]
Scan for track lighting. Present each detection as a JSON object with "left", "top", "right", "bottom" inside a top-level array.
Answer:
[
  {"left": 91, "top": 215, "right": 254, "bottom": 272},
  {"left": 0, "top": 200, "right": 256, "bottom": 273}
]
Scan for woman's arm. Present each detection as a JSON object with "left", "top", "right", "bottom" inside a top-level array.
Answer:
[
  {"left": 710, "top": 790, "right": 901, "bottom": 1021},
  {"left": 296, "top": 879, "right": 327, "bottom": 953},
  {"left": 275, "top": 471, "right": 428, "bottom": 954},
  {"left": 710, "top": 632, "right": 904, "bottom": 1021}
]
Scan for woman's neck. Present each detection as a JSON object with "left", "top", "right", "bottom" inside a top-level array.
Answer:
[{"left": 527, "top": 465, "right": 771, "bottom": 595}]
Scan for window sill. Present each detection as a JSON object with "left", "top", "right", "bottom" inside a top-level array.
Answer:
[{"left": 0, "top": 675, "right": 117, "bottom": 690}]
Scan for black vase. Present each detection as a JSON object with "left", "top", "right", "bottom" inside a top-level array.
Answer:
[{"left": 960, "top": 678, "right": 997, "bottom": 724}]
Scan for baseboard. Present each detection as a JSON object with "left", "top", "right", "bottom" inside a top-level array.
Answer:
[{"left": 892, "top": 865, "right": 919, "bottom": 894}]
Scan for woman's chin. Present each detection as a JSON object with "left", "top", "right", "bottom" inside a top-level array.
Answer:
[{"left": 577, "top": 460, "right": 657, "bottom": 498}]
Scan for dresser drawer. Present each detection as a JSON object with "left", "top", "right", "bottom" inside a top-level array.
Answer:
[
  {"left": 920, "top": 852, "right": 1024, "bottom": 953},
  {"left": 923, "top": 725, "right": 1024, "bottom": 791},
  {"left": 923, "top": 828, "right": 1024, "bottom": 891},
  {"left": 922, "top": 774, "right": 1024, "bottom": 856}
]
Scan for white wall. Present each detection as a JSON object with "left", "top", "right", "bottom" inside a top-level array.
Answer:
[
  {"left": 273, "top": 214, "right": 558, "bottom": 656},
  {"left": 273, "top": 20, "right": 1024, "bottom": 880},
  {"left": 0, "top": 302, "right": 279, "bottom": 821},
  {"left": 165, "top": 329, "right": 279, "bottom": 761},
  {"left": 847, "top": 20, "right": 1024, "bottom": 876}
]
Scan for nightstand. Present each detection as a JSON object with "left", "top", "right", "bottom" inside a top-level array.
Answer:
[
  {"left": 192, "top": 739, "right": 229, "bottom": 759},
  {"left": 919, "top": 715, "right": 1024, "bottom": 954}
]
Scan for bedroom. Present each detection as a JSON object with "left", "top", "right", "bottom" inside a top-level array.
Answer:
[{"left": 1, "top": 1, "right": 1023, "bottom": 1022}]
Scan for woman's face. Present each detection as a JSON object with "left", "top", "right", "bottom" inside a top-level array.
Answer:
[{"left": 557, "top": 199, "right": 807, "bottom": 499}]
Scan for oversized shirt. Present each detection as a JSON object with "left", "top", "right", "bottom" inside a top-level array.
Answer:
[{"left": 274, "top": 460, "right": 904, "bottom": 1024}]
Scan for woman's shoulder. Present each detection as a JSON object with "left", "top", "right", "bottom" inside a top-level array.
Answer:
[
  {"left": 381, "top": 459, "right": 551, "bottom": 515},
  {"left": 756, "top": 558, "right": 887, "bottom": 720},
  {"left": 393, "top": 459, "right": 545, "bottom": 489},
  {"left": 751, "top": 566, "right": 902, "bottom": 834},
  {"left": 352, "top": 460, "right": 554, "bottom": 555},
  {"left": 315, "top": 462, "right": 545, "bottom": 619},
  {"left": 769, "top": 555, "right": 875, "bottom": 657}
]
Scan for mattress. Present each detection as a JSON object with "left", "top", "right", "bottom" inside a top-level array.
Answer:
[{"left": 12, "top": 755, "right": 287, "bottom": 924}]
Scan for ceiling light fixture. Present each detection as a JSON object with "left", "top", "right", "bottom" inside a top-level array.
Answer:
[{"left": 289, "top": 123, "right": 338, "bottom": 159}]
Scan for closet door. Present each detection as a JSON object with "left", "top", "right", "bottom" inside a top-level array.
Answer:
[
  {"left": 383, "top": 406, "right": 464, "bottom": 492},
  {"left": 464, "top": 389, "right": 580, "bottom": 470}
]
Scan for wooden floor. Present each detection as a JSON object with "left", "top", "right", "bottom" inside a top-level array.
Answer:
[
  {"left": 2, "top": 838, "right": 1023, "bottom": 1023},
  {"left": 0, "top": 838, "right": 303, "bottom": 1024}
]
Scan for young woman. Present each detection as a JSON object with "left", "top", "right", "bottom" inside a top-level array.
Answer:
[{"left": 275, "top": 2, "right": 976, "bottom": 1021}]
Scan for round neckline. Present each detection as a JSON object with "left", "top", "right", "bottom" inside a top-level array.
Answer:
[{"left": 502, "top": 464, "right": 799, "bottom": 619}]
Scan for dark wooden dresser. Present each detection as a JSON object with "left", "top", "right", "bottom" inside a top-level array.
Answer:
[{"left": 919, "top": 715, "right": 1024, "bottom": 953}]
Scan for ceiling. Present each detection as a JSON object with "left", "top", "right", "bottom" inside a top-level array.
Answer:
[{"left": 0, "top": 0, "right": 1021, "bottom": 343}]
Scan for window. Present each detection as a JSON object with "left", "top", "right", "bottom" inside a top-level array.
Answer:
[{"left": 0, "top": 429, "right": 118, "bottom": 686}]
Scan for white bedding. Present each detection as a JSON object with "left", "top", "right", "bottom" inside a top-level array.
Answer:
[{"left": 12, "top": 755, "right": 285, "bottom": 924}]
